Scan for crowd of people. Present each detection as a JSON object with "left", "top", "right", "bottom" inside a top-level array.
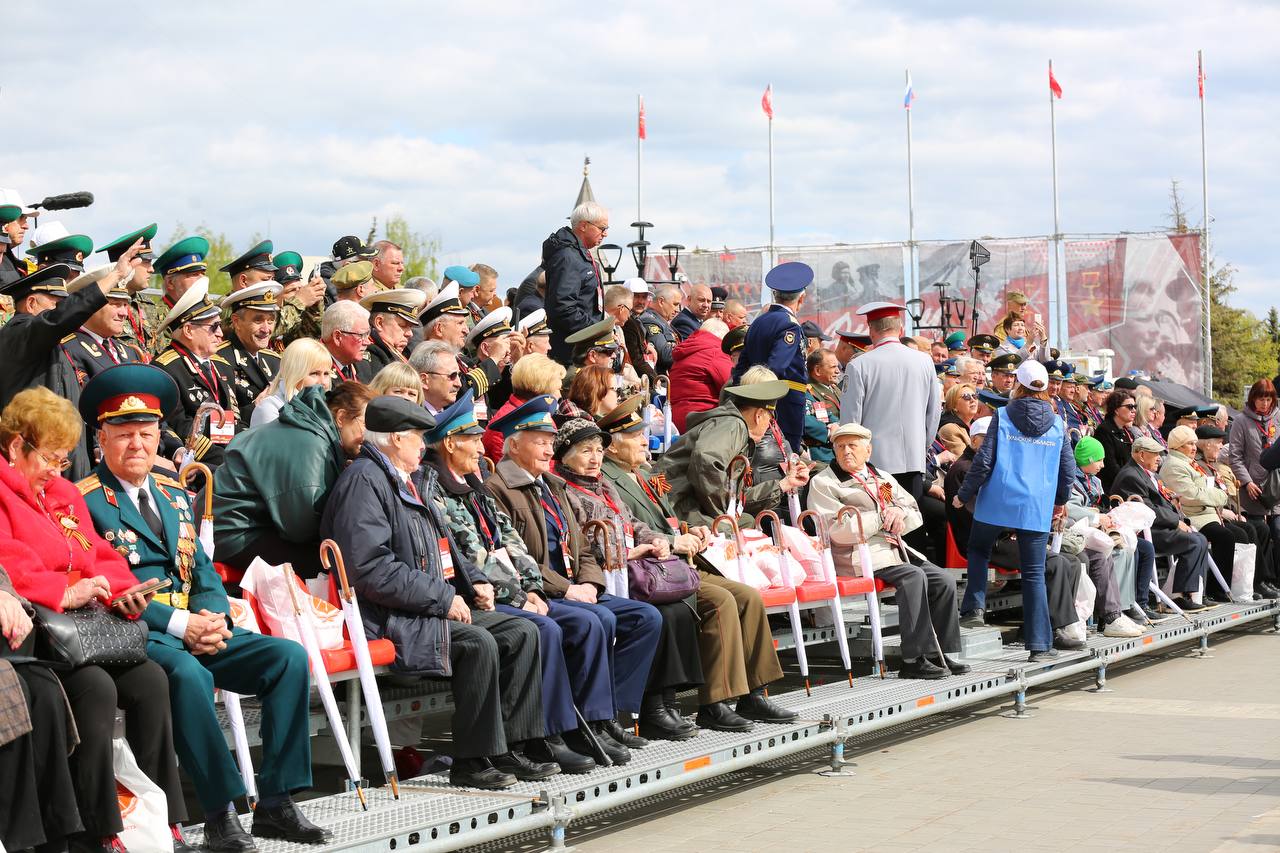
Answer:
[{"left": 0, "top": 190, "right": 1278, "bottom": 852}]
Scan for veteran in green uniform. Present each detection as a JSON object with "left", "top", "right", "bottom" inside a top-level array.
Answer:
[
  {"left": 76, "top": 363, "right": 330, "bottom": 851},
  {"left": 147, "top": 235, "right": 210, "bottom": 355},
  {"left": 96, "top": 223, "right": 158, "bottom": 352},
  {"left": 272, "top": 249, "right": 325, "bottom": 345}
]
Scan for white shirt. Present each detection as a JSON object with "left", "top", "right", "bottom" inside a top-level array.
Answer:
[{"left": 120, "top": 478, "right": 189, "bottom": 641}]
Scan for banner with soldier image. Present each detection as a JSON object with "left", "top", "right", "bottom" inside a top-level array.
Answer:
[
  {"left": 915, "top": 239, "right": 1051, "bottom": 339},
  {"left": 778, "top": 245, "right": 907, "bottom": 335}
]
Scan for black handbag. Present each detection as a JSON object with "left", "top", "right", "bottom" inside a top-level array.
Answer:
[{"left": 32, "top": 600, "right": 148, "bottom": 668}]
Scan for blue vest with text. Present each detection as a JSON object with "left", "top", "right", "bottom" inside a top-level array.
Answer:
[{"left": 973, "top": 409, "right": 1064, "bottom": 533}]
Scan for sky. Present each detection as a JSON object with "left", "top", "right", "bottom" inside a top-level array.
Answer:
[{"left": 5, "top": 1, "right": 1277, "bottom": 315}]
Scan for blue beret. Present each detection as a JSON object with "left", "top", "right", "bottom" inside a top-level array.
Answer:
[
  {"left": 764, "top": 262, "right": 813, "bottom": 294},
  {"left": 443, "top": 265, "right": 481, "bottom": 288}
]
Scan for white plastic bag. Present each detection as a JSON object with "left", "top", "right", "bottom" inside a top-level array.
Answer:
[
  {"left": 239, "top": 557, "right": 344, "bottom": 649},
  {"left": 703, "top": 534, "right": 772, "bottom": 589},
  {"left": 1231, "top": 542, "right": 1257, "bottom": 602},
  {"left": 1108, "top": 501, "right": 1157, "bottom": 534},
  {"left": 114, "top": 737, "right": 171, "bottom": 853},
  {"left": 1073, "top": 564, "right": 1097, "bottom": 625}
]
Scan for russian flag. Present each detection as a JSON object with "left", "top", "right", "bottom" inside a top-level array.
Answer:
[{"left": 904, "top": 71, "right": 915, "bottom": 110}]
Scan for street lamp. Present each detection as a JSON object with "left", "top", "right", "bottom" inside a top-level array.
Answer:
[
  {"left": 905, "top": 282, "right": 970, "bottom": 335},
  {"left": 662, "top": 243, "right": 685, "bottom": 278},
  {"left": 629, "top": 221, "right": 654, "bottom": 275},
  {"left": 597, "top": 243, "right": 623, "bottom": 283},
  {"left": 968, "top": 240, "right": 990, "bottom": 337}
]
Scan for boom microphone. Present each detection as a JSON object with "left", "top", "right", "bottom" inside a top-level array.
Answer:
[{"left": 34, "top": 191, "right": 95, "bottom": 211}]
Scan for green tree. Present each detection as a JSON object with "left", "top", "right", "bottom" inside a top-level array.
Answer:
[
  {"left": 1207, "top": 261, "right": 1277, "bottom": 405},
  {"left": 1265, "top": 307, "right": 1280, "bottom": 346},
  {"left": 382, "top": 214, "right": 440, "bottom": 281}
]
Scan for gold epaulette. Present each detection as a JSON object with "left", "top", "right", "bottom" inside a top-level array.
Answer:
[
  {"left": 153, "top": 473, "right": 183, "bottom": 489},
  {"left": 260, "top": 349, "right": 281, "bottom": 360},
  {"left": 76, "top": 474, "right": 102, "bottom": 496},
  {"left": 214, "top": 341, "right": 232, "bottom": 353},
  {"left": 468, "top": 368, "right": 489, "bottom": 396},
  {"left": 61, "top": 333, "right": 78, "bottom": 345},
  {"left": 210, "top": 354, "right": 231, "bottom": 366},
  {"left": 154, "top": 350, "right": 180, "bottom": 365}
]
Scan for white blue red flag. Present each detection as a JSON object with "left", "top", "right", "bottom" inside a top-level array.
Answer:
[{"left": 904, "top": 72, "right": 915, "bottom": 110}]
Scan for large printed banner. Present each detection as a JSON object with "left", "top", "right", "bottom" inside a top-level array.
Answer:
[
  {"left": 665, "top": 250, "right": 765, "bottom": 306},
  {"left": 777, "top": 246, "right": 907, "bottom": 334},
  {"left": 1065, "top": 233, "right": 1203, "bottom": 387},
  {"left": 916, "top": 239, "right": 1051, "bottom": 337}
]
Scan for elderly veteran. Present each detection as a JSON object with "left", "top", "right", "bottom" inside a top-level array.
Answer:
[
  {"left": 808, "top": 422, "right": 967, "bottom": 679},
  {"left": 0, "top": 385, "right": 194, "bottom": 853},
  {"left": 967, "top": 334, "right": 999, "bottom": 366},
  {"left": 359, "top": 287, "right": 427, "bottom": 381},
  {"left": 1161, "top": 424, "right": 1254, "bottom": 603},
  {"left": 145, "top": 235, "right": 210, "bottom": 354},
  {"left": 215, "top": 381, "right": 374, "bottom": 578},
  {"left": 74, "top": 364, "right": 327, "bottom": 849},
  {"left": 484, "top": 353, "right": 566, "bottom": 462},
  {"left": 1196, "top": 424, "right": 1273, "bottom": 599},
  {"left": 803, "top": 347, "right": 841, "bottom": 465},
  {"left": 464, "top": 306, "right": 517, "bottom": 415},
  {"left": 517, "top": 308, "right": 552, "bottom": 356},
  {"left": 321, "top": 396, "right": 550, "bottom": 789},
  {"left": 599, "top": 395, "right": 796, "bottom": 726},
  {"left": 484, "top": 397, "right": 673, "bottom": 739},
  {"left": 552, "top": 416, "right": 720, "bottom": 733},
  {"left": 563, "top": 317, "right": 624, "bottom": 389},
  {"left": 332, "top": 259, "right": 378, "bottom": 303},
  {"left": 1111, "top": 434, "right": 1211, "bottom": 612},
  {"left": 722, "top": 323, "right": 749, "bottom": 367},
  {"left": 654, "top": 378, "right": 809, "bottom": 528},
  {"left": 421, "top": 284, "right": 508, "bottom": 402},
  {"left": 424, "top": 391, "right": 618, "bottom": 773},
  {"left": 216, "top": 281, "right": 283, "bottom": 418},
  {"left": 153, "top": 277, "right": 241, "bottom": 466}
]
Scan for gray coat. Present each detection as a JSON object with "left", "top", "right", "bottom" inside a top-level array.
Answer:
[
  {"left": 1227, "top": 405, "right": 1280, "bottom": 516},
  {"left": 838, "top": 341, "right": 941, "bottom": 475}
]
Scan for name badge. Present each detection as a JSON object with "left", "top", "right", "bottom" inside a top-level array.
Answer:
[
  {"left": 814, "top": 402, "right": 828, "bottom": 421},
  {"left": 562, "top": 544, "right": 574, "bottom": 579},
  {"left": 624, "top": 523, "right": 636, "bottom": 553},
  {"left": 438, "top": 537, "right": 455, "bottom": 580},
  {"left": 491, "top": 546, "right": 515, "bottom": 575},
  {"left": 666, "top": 516, "right": 680, "bottom": 533},
  {"left": 473, "top": 398, "right": 488, "bottom": 422},
  {"left": 210, "top": 409, "right": 236, "bottom": 445}
]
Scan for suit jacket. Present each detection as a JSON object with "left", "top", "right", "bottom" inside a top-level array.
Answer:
[
  {"left": 1109, "top": 460, "right": 1187, "bottom": 551},
  {"left": 1159, "top": 451, "right": 1226, "bottom": 530},
  {"left": 839, "top": 340, "right": 941, "bottom": 475},
  {"left": 806, "top": 463, "right": 922, "bottom": 571}
]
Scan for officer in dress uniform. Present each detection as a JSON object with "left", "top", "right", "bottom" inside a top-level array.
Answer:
[
  {"left": 27, "top": 226, "right": 93, "bottom": 273},
  {"left": 76, "top": 364, "right": 330, "bottom": 850},
  {"left": 967, "top": 334, "right": 999, "bottom": 366},
  {"left": 359, "top": 287, "right": 428, "bottom": 381},
  {"left": 730, "top": 261, "right": 811, "bottom": 453},
  {"left": 0, "top": 204, "right": 32, "bottom": 292},
  {"left": 216, "top": 281, "right": 283, "bottom": 418},
  {"left": 518, "top": 308, "right": 552, "bottom": 355},
  {"left": 96, "top": 223, "right": 158, "bottom": 353},
  {"left": 60, "top": 271, "right": 147, "bottom": 386},
  {"left": 988, "top": 353, "right": 1021, "bottom": 396},
  {"left": 465, "top": 307, "right": 516, "bottom": 416},
  {"left": 422, "top": 283, "right": 506, "bottom": 402},
  {"left": 147, "top": 236, "right": 210, "bottom": 355},
  {"left": 153, "top": 278, "right": 240, "bottom": 466}
]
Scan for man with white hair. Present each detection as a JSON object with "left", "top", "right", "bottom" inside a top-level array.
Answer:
[
  {"left": 321, "top": 300, "right": 372, "bottom": 383},
  {"left": 411, "top": 340, "right": 464, "bottom": 415},
  {"left": 542, "top": 201, "right": 609, "bottom": 363}
]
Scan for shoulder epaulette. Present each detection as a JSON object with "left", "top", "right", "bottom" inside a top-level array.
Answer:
[
  {"left": 61, "top": 333, "right": 78, "bottom": 345},
  {"left": 210, "top": 354, "right": 231, "bottom": 366},
  {"left": 76, "top": 474, "right": 101, "bottom": 496},
  {"left": 260, "top": 349, "right": 281, "bottom": 360},
  {"left": 155, "top": 350, "right": 180, "bottom": 365},
  {"left": 153, "top": 474, "right": 183, "bottom": 490},
  {"left": 215, "top": 340, "right": 231, "bottom": 352}
]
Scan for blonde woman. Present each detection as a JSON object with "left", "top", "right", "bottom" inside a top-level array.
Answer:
[
  {"left": 251, "top": 338, "right": 332, "bottom": 427},
  {"left": 483, "top": 353, "right": 567, "bottom": 462},
  {"left": 370, "top": 362, "right": 424, "bottom": 404},
  {"left": 939, "top": 383, "right": 979, "bottom": 435},
  {"left": 1133, "top": 395, "right": 1166, "bottom": 447}
]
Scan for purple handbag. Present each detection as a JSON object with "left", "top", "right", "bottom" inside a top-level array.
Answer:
[{"left": 627, "top": 555, "right": 701, "bottom": 604}]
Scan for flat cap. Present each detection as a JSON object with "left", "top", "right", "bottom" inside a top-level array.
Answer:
[
  {"left": 366, "top": 396, "right": 436, "bottom": 433},
  {"left": 831, "top": 422, "right": 872, "bottom": 441},
  {"left": 1131, "top": 435, "right": 1165, "bottom": 454}
]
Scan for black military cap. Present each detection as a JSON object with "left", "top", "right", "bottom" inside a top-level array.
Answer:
[
  {"left": 1195, "top": 424, "right": 1226, "bottom": 440},
  {"left": 800, "top": 320, "right": 829, "bottom": 342},
  {"left": 366, "top": 396, "right": 436, "bottom": 433},
  {"left": 220, "top": 240, "right": 277, "bottom": 277}
]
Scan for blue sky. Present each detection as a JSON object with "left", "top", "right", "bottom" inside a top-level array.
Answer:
[{"left": 6, "top": 1, "right": 1276, "bottom": 315}]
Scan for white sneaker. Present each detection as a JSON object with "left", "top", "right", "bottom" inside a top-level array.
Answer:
[{"left": 1103, "top": 613, "right": 1144, "bottom": 638}]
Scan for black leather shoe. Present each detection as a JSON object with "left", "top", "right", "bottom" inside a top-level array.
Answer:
[
  {"left": 639, "top": 703, "right": 698, "bottom": 741},
  {"left": 1126, "top": 604, "right": 1152, "bottom": 626},
  {"left": 932, "top": 655, "right": 971, "bottom": 675},
  {"left": 898, "top": 658, "right": 949, "bottom": 679},
  {"left": 1172, "top": 596, "right": 1208, "bottom": 612},
  {"left": 202, "top": 808, "right": 257, "bottom": 852},
  {"left": 526, "top": 736, "right": 596, "bottom": 774},
  {"left": 602, "top": 718, "right": 649, "bottom": 749},
  {"left": 449, "top": 757, "right": 518, "bottom": 790},
  {"left": 561, "top": 725, "right": 613, "bottom": 766},
  {"left": 1257, "top": 582, "right": 1280, "bottom": 599},
  {"left": 251, "top": 798, "right": 331, "bottom": 844},
  {"left": 959, "top": 609, "right": 985, "bottom": 628},
  {"left": 493, "top": 750, "right": 560, "bottom": 781},
  {"left": 696, "top": 701, "right": 755, "bottom": 732},
  {"left": 735, "top": 689, "right": 798, "bottom": 723},
  {"left": 1028, "top": 648, "right": 1060, "bottom": 663},
  {"left": 588, "top": 723, "right": 632, "bottom": 765}
]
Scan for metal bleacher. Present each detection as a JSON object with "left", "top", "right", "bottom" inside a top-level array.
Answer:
[{"left": 196, "top": 592, "right": 1280, "bottom": 853}]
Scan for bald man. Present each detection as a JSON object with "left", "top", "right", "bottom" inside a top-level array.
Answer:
[{"left": 671, "top": 284, "right": 712, "bottom": 341}]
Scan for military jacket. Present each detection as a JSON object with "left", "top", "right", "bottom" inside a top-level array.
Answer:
[
  {"left": 216, "top": 334, "right": 280, "bottom": 419},
  {"left": 154, "top": 343, "right": 240, "bottom": 466},
  {"left": 638, "top": 308, "right": 678, "bottom": 375}
]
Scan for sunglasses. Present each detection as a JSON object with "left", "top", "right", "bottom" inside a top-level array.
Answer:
[
  {"left": 1120, "top": 403, "right": 1138, "bottom": 410},
  {"left": 960, "top": 393, "right": 977, "bottom": 402}
]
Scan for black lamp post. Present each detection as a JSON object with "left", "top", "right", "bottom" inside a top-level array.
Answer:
[
  {"left": 906, "top": 282, "right": 970, "bottom": 335},
  {"left": 597, "top": 243, "right": 623, "bottom": 283},
  {"left": 968, "top": 240, "right": 991, "bottom": 337},
  {"left": 662, "top": 243, "right": 684, "bottom": 279},
  {"left": 629, "top": 221, "right": 654, "bottom": 275}
]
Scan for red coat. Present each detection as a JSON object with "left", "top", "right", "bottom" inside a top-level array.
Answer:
[
  {"left": 0, "top": 463, "right": 136, "bottom": 611},
  {"left": 482, "top": 394, "right": 526, "bottom": 463},
  {"left": 669, "top": 329, "right": 732, "bottom": 432}
]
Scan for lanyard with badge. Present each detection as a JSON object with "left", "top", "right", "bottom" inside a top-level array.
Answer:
[
  {"left": 541, "top": 486, "right": 574, "bottom": 578},
  {"left": 565, "top": 481, "right": 635, "bottom": 551}
]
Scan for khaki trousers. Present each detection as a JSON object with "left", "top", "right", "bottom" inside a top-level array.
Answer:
[{"left": 695, "top": 571, "right": 785, "bottom": 704}]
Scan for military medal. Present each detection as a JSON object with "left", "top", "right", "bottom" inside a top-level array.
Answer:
[{"left": 128, "top": 552, "right": 140, "bottom": 565}]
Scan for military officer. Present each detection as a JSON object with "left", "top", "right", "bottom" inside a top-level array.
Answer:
[
  {"left": 730, "top": 261, "right": 811, "bottom": 453},
  {"left": 943, "top": 330, "right": 968, "bottom": 358},
  {"left": 559, "top": 317, "right": 622, "bottom": 397},
  {"left": 1043, "top": 359, "right": 1080, "bottom": 432},
  {"left": 988, "top": 353, "right": 1021, "bottom": 396},
  {"left": 332, "top": 259, "right": 378, "bottom": 303},
  {"left": 464, "top": 306, "right": 516, "bottom": 415},
  {"left": 60, "top": 272, "right": 147, "bottom": 387},
  {"left": 833, "top": 330, "right": 871, "bottom": 370},
  {"left": 967, "top": 333, "right": 999, "bottom": 366},
  {"left": 76, "top": 363, "right": 330, "bottom": 850},
  {"left": 154, "top": 278, "right": 239, "bottom": 466},
  {"left": 96, "top": 223, "right": 159, "bottom": 352},
  {"left": 360, "top": 287, "right": 427, "bottom": 381},
  {"left": 217, "top": 281, "right": 283, "bottom": 419},
  {"left": 637, "top": 284, "right": 681, "bottom": 375},
  {"left": 803, "top": 347, "right": 841, "bottom": 465},
  {"left": 272, "top": 249, "right": 324, "bottom": 346},
  {"left": 0, "top": 204, "right": 31, "bottom": 292},
  {"left": 518, "top": 308, "right": 552, "bottom": 356},
  {"left": 27, "top": 224, "right": 93, "bottom": 272},
  {"left": 421, "top": 283, "right": 506, "bottom": 401},
  {"left": 721, "top": 324, "right": 748, "bottom": 367},
  {"left": 442, "top": 265, "right": 482, "bottom": 327},
  {"left": 147, "top": 236, "right": 210, "bottom": 355}
]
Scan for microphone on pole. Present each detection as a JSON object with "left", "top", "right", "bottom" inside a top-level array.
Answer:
[{"left": 32, "top": 191, "right": 95, "bottom": 211}]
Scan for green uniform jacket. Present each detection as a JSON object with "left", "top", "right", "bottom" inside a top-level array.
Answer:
[
  {"left": 601, "top": 457, "right": 680, "bottom": 537},
  {"left": 652, "top": 402, "right": 783, "bottom": 529}
]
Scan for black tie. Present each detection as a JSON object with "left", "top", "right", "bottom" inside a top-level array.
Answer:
[{"left": 137, "top": 488, "right": 165, "bottom": 543}]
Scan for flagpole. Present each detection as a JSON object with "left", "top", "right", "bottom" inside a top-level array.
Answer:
[
  {"left": 637, "top": 94, "right": 644, "bottom": 225},
  {"left": 1199, "top": 49, "right": 1213, "bottom": 396},
  {"left": 905, "top": 69, "right": 917, "bottom": 321},
  {"left": 1049, "top": 59, "right": 1063, "bottom": 348},
  {"left": 767, "top": 89, "right": 775, "bottom": 272}
]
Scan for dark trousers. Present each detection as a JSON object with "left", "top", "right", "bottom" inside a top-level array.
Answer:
[
  {"left": 1045, "top": 554, "right": 1083, "bottom": 630},
  {"left": 645, "top": 599, "right": 704, "bottom": 694},
  {"left": 558, "top": 594, "right": 662, "bottom": 714},
  {"left": 1083, "top": 548, "right": 1122, "bottom": 622},
  {"left": 446, "top": 610, "right": 544, "bottom": 759},
  {"left": 60, "top": 659, "right": 186, "bottom": 834},
  {"left": 892, "top": 472, "right": 933, "bottom": 559},
  {"left": 1200, "top": 521, "right": 1249, "bottom": 596},
  {"left": 1153, "top": 529, "right": 1211, "bottom": 594},
  {"left": 222, "top": 531, "right": 324, "bottom": 580},
  {"left": 495, "top": 600, "right": 613, "bottom": 734},
  {"left": 874, "top": 561, "right": 960, "bottom": 659},
  {"left": 0, "top": 665, "right": 81, "bottom": 850},
  {"left": 148, "top": 629, "right": 310, "bottom": 813},
  {"left": 1134, "top": 537, "right": 1156, "bottom": 604}
]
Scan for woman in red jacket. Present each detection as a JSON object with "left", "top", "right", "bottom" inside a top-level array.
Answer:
[
  {"left": 669, "top": 319, "right": 731, "bottom": 433},
  {"left": 0, "top": 388, "right": 191, "bottom": 853},
  {"left": 483, "top": 354, "right": 565, "bottom": 462}
]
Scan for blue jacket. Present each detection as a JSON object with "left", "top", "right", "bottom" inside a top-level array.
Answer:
[
  {"left": 958, "top": 397, "right": 1076, "bottom": 531},
  {"left": 541, "top": 226, "right": 603, "bottom": 363},
  {"left": 731, "top": 303, "right": 807, "bottom": 451}
]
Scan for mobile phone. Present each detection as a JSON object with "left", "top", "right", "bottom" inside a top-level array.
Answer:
[
  {"left": 110, "top": 577, "right": 171, "bottom": 607},
  {"left": 1033, "top": 312, "right": 1042, "bottom": 327}
]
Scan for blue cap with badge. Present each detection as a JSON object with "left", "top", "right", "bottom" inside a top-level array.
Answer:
[
  {"left": 488, "top": 395, "right": 558, "bottom": 437},
  {"left": 423, "top": 390, "right": 485, "bottom": 444},
  {"left": 764, "top": 261, "right": 813, "bottom": 293}
]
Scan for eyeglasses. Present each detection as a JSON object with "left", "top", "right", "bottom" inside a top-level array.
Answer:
[
  {"left": 590, "top": 222, "right": 609, "bottom": 234},
  {"left": 23, "top": 438, "right": 72, "bottom": 472},
  {"left": 1119, "top": 403, "right": 1138, "bottom": 410},
  {"left": 338, "top": 329, "right": 372, "bottom": 341},
  {"left": 960, "top": 393, "right": 977, "bottom": 402},
  {"left": 427, "top": 370, "right": 462, "bottom": 381}
]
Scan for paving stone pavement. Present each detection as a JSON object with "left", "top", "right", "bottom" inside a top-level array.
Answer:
[{"left": 542, "top": 629, "right": 1280, "bottom": 853}]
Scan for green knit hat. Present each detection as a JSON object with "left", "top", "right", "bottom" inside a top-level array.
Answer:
[{"left": 1074, "top": 435, "right": 1104, "bottom": 467}]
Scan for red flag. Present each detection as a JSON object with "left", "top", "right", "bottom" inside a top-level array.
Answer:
[
  {"left": 638, "top": 96, "right": 646, "bottom": 140},
  {"left": 761, "top": 84, "right": 773, "bottom": 119},
  {"left": 1198, "top": 55, "right": 1205, "bottom": 99},
  {"left": 1048, "top": 64, "right": 1063, "bottom": 99}
]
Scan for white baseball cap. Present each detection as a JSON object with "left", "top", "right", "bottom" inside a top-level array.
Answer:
[
  {"left": 970, "top": 416, "right": 993, "bottom": 438},
  {"left": 625, "top": 277, "right": 650, "bottom": 294},
  {"left": 1016, "top": 360, "right": 1049, "bottom": 391}
]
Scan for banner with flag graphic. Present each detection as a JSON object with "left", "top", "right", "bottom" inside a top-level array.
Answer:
[
  {"left": 638, "top": 96, "right": 646, "bottom": 140},
  {"left": 761, "top": 85, "right": 773, "bottom": 119},
  {"left": 904, "top": 72, "right": 915, "bottom": 110},
  {"left": 1049, "top": 63, "right": 1063, "bottom": 98}
]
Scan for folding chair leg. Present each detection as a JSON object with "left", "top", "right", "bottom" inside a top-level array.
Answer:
[{"left": 786, "top": 601, "right": 811, "bottom": 695}]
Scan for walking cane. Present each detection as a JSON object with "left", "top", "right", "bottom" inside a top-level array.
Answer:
[
  {"left": 836, "top": 507, "right": 888, "bottom": 679},
  {"left": 283, "top": 565, "right": 368, "bottom": 809},
  {"left": 178, "top": 402, "right": 228, "bottom": 472},
  {"left": 321, "top": 539, "right": 399, "bottom": 799},
  {"left": 658, "top": 374, "right": 673, "bottom": 452},
  {"left": 757, "top": 509, "right": 811, "bottom": 695},
  {"left": 177, "top": 462, "right": 256, "bottom": 803},
  {"left": 727, "top": 454, "right": 751, "bottom": 520},
  {"left": 797, "top": 509, "right": 854, "bottom": 686},
  {"left": 883, "top": 528, "right": 950, "bottom": 668},
  {"left": 576, "top": 519, "right": 619, "bottom": 764},
  {"left": 1110, "top": 495, "right": 1195, "bottom": 624}
]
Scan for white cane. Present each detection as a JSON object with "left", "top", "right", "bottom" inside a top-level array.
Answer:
[
  {"left": 321, "top": 540, "right": 399, "bottom": 799},
  {"left": 836, "top": 507, "right": 887, "bottom": 679},
  {"left": 283, "top": 565, "right": 367, "bottom": 810},
  {"left": 659, "top": 375, "right": 673, "bottom": 452},
  {"left": 797, "top": 509, "right": 853, "bottom": 686},
  {"left": 758, "top": 510, "right": 811, "bottom": 696}
]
